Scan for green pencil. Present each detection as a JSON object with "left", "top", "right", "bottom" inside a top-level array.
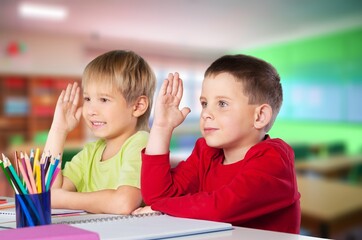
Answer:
[{"left": 0, "top": 157, "right": 13, "bottom": 188}]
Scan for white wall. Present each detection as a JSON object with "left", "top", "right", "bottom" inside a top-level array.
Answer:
[
  {"left": 0, "top": 31, "right": 86, "bottom": 76},
  {"left": 0, "top": 30, "right": 211, "bottom": 77}
]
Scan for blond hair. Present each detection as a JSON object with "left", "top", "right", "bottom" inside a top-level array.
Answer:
[{"left": 82, "top": 50, "right": 156, "bottom": 131}]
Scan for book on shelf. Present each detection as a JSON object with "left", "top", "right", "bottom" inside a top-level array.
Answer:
[
  {"left": 3, "top": 77, "right": 26, "bottom": 89},
  {"left": 32, "top": 106, "right": 55, "bottom": 117},
  {"left": 4, "top": 97, "right": 29, "bottom": 116}
]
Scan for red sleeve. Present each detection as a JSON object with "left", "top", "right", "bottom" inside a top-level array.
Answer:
[
  {"left": 143, "top": 138, "right": 299, "bottom": 226},
  {"left": 141, "top": 142, "right": 202, "bottom": 205}
]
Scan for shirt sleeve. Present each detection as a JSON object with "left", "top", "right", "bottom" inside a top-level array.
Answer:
[
  {"left": 62, "top": 144, "right": 90, "bottom": 191},
  {"left": 141, "top": 149, "right": 201, "bottom": 204},
  {"left": 142, "top": 140, "right": 299, "bottom": 225},
  {"left": 118, "top": 131, "right": 149, "bottom": 188}
]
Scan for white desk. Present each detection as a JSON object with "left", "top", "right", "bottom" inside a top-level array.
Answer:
[
  {"left": 0, "top": 196, "right": 327, "bottom": 240},
  {"left": 172, "top": 227, "right": 328, "bottom": 240},
  {"left": 0, "top": 225, "right": 327, "bottom": 240}
]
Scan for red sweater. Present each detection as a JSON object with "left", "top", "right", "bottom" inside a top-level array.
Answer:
[{"left": 141, "top": 136, "right": 301, "bottom": 234}]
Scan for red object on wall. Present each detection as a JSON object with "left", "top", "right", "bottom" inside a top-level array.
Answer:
[{"left": 6, "top": 41, "right": 26, "bottom": 56}]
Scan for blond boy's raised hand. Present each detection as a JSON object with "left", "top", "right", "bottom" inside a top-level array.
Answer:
[
  {"left": 152, "top": 72, "right": 191, "bottom": 130},
  {"left": 51, "top": 82, "right": 82, "bottom": 134}
]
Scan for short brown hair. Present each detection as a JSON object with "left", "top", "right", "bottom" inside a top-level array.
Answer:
[
  {"left": 82, "top": 50, "right": 156, "bottom": 131},
  {"left": 204, "top": 54, "right": 282, "bottom": 132}
]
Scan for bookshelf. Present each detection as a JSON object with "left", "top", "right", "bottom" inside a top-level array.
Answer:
[{"left": 0, "top": 74, "right": 84, "bottom": 152}]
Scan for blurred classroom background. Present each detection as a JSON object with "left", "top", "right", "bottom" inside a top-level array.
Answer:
[{"left": 0, "top": 1, "right": 362, "bottom": 239}]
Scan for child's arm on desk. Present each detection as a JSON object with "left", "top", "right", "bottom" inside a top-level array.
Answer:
[
  {"left": 44, "top": 82, "right": 82, "bottom": 188},
  {"left": 132, "top": 206, "right": 156, "bottom": 215},
  {"left": 51, "top": 184, "right": 142, "bottom": 214}
]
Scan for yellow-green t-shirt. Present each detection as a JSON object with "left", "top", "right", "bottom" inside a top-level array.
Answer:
[{"left": 63, "top": 131, "right": 148, "bottom": 192}]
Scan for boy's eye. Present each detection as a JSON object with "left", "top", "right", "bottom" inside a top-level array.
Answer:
[
  {"left": 200, "top": 101, "right": 207, "bottom": 108},
  {"left": 83, "top": 97, "right": 90, "bottom": 102},
  {"left": 100, "top": 98, "right": 109, "bottom": 103},
  {"left": 218, "top": 101, "right": 227, "bottom": 107}
]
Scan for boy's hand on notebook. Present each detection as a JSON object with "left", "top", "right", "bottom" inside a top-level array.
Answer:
[{"left": 131, "top": 206, "right": 156, "bottom": 215}]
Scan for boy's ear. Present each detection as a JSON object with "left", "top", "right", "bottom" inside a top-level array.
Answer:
[
  {"left": 253, "top": 104, "right": 272, "bottom": 130},
  {"left": 132, "top": 96, "right": 149, "bottom": 117}
]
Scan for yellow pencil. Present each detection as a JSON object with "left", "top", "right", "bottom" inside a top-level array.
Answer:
[
  {"left": 32, "top": 148, "right": 41, "bottom": 192},
  {"left": 33, "top": 148, "right": 40, "bottom": 177},
  {"left": 36, "top": 162, "right": 41, "bottom": 193}
]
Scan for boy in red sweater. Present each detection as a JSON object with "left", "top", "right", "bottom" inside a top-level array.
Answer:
[{"left": 133, "top": 54, "right": 301, "bottom": 234}]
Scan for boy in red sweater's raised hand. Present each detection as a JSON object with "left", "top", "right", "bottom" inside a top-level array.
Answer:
[{"left": 133, "top": 54, "right": 301, "bottom": 234}]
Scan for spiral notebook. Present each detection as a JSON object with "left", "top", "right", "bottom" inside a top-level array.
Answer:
[
  {"left": 51, "top": 212, "right": 163, "bottom": 224},
  {"left": 0, "top": 205, "right": 85, "bottom": 216},
  {"left": 1, "top": 212, "right": 233, "bottom": 239},
  {"left": 70, "top": 214, "right": 232, "bottom": 240}
]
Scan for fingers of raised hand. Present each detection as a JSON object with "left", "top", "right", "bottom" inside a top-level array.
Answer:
[
  {"left": 70, "top": 83, "right": 80, "bottom": 106},
  {"left": 62, "top": 83, "right": 72, "bottom": 102},
  {"left": 165, "top": 73, "right": 174, "bottom": 95},
  {"left": 61, "top": 82, "right": 79, "bottom": 105},
  {"left": 164, "top": 72, "right": 182, "bottom": 96},
  {"left": 171, "top": 72, "right": 181, "bottom": 96}
]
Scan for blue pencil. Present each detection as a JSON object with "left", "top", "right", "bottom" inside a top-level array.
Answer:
[{"left": 16, "top": 194, "right": 35, "bottom": 227}]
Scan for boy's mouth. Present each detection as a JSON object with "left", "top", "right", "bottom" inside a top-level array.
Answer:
[
  {"left": 91, "top": 121, "right": 106, "bottom": 126},
  {"left": 203, "top": 127, "right": 218, "bottom": 133}
]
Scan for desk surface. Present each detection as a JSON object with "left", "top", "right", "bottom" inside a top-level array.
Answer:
[
  {"left": 0, "top": 224, "right": 326, "bottom": 240},
  {"left": 295, "top": 155, "right": 362, "bottom": 175},
  {"left": 0, "top": 195, "right": 327, "bottom": 240},
  {"left": 297, "top": 175, "right": 362, "bottom": 221},
  {"left": 172, "top": 227, "right": 327, "bottom": 240}
]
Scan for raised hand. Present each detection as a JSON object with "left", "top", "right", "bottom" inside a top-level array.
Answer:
[
  {"left": 152, "top": 72, "right": 191, "bottom": 130},
  {"left": 51, "top": 82, "right": 82, "bottom": 134}
]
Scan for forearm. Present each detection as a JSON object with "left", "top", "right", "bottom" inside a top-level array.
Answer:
[
  {"left": 146, "top": 73, "right": 190, "bottom": 155},
  {"left": 51, "top": 186, "right": 142, "bottom": 214},
  {"left": 151, "top": 168, "right": 298, "bottom": 223},
  {"left": 43, "top": 127, "right": 68, "bottom": 188},
  {"left": 141, "top": 151, "right": 200, "bottom": 205},
  {"left": 145, "top": 126, "right": 173, "bottom": 155}
]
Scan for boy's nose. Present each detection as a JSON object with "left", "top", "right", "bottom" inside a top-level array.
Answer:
[
  {"left": 86, "top": 105, "right": 98, "bottom": 116},
  {"left": 201, "top": 108, "right": 213, "bottom": 120}
]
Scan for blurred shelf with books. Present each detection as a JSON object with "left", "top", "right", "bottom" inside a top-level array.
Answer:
[{"left": 0, "top": 74, "right": 85, "bottom": 155}]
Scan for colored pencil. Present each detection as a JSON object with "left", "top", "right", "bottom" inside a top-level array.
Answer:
[
  {"left": 0, "top": 158, "right": 12, "bottom": 188},
  {"left": 4, "top": 156, "right": 28, "bottom": 195},
  {"left": 49, "top": 167, "right": 61, "bottom": 189},
  {"left": 17, "top": 158, "right": 34, "bottom": 194},
  {"left": 23, "top": 152, "right": 37, "bottom": 194}
]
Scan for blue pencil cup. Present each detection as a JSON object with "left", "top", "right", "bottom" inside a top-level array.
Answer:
[{"left": 15, "top": 191, "right": 51, "bottom": 228}]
